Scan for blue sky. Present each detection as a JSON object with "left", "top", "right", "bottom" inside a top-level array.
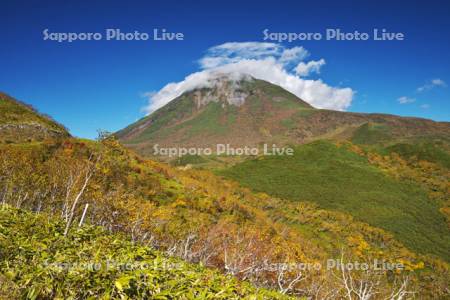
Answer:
[{"left": 1, "top": 0, "right": 449, "bottom": 139}]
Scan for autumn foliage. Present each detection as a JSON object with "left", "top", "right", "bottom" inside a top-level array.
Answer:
[{"left": 1, "top": 137, "right": 449, "bottom": 298}]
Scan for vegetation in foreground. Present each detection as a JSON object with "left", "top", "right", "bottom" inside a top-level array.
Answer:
[
  {"left": 0, "top": 205, "right": 290, "bottom": 299},
  {"left": 1, "top": 136, "right": 448, "bottom": 299},
  {"left": 1, "top": 95, "right": 449, "bottom": 298}
]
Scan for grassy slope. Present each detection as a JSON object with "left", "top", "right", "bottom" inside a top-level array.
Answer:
[
  {"left": 176, "top": 101, "right": 238, "bottom": 138},
  {"left": 351, "top": 122, "right": 392, "bottom": 145},
  {"left": 219, "top": 141, "right": 450, "bottom": 261},
  {"left": 117, "top": 94, "right": 196, "bottom": 143},
  {"left": 0, "top": 206, "right": 290, "bottom": 300},
  {"left": 0, "top": 93, "right": 66, "bottom": 132},
  {"left": 384, "top": 142, "right": 450, "bottom": 169}
]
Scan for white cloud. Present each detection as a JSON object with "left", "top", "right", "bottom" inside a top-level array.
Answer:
[
  {"left": 144, "top": 42, "right": 354, "bottom": 113},
  {"left": 417, "top": 78, "right": 447, "bottom": 92},
  {"left": 143, "top": 71, "right": 222, "bottom": 113},
  {"left": 397, "top": 96, "right": 415, "bottom": 104},
  {"left": 420, "top": 104, "right": 430, "bottom": 109},
  {"left": 198, "top": 42, "right": 282, "bottom": 68},
  {"left": 295, "top": 59, "right": 326, "bottom": 76},
  {"left": 279, "top": 46, "right": 309, "bottom": 65},
  {"left": 207, "top": 42, "right": 280, "bottom": 58},
  {"left": 431, "top": 79, "right": 446, "bottom": 86}
]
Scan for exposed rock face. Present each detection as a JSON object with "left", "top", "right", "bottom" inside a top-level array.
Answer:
[
  {"left": 0, "top": 123, "right": 67, "bottom": 142},
  {"left": 192, "top": 77, "right": 250, "bottom": 108}
]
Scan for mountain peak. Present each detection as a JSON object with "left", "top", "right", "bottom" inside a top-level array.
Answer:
[
  {"left": 181, "top": 74, "right": 314, "bottom": 110},
  {"left": 189, "top": 74, "right": 253, "bottom": 108},
  {"left": 115, "top": 79, "right": 315, "bottom": 150},
  {"left": 116, "top": 79, "right": 449, "bottom": 155}
]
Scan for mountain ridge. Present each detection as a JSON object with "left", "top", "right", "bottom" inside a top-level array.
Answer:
[{"left": 116, "top": 77, "right": 450, "bottom": 156}]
